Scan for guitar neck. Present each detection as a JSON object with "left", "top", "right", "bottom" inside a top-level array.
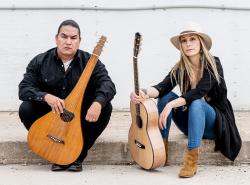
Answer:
[
  {"left": 65, "top": 54, "right": 98, "bottom": 109},
  {"left": 133, "top": 57, "right": 140, "bottom": 96},
  {"left": 133, "top": 56, "right": 140, "bottom": 115},
  {"left": 132, "top": 32, "right": 142, "bottom": 116},
  {"left": 65, "top": 36, "right": 106, "bottom": 111}
]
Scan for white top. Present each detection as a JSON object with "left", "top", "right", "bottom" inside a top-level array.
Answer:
[{"left": 63, "top": 59, "right": 73, "bottom": 71}]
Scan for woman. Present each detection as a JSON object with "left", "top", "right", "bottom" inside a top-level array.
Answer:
[{"left": 130, "top": 22, "right": 241, "bottom": 178}]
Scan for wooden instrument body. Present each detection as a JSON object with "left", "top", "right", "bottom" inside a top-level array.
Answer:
[
  {"left": 27, "top": 36, "right": 106, "bottom": 165},
  {"left": 129, "top": 99, "right": 166, "bottom": 169},
  {"left": 27, "top": 99, "right": 83, "bottom": 165}
]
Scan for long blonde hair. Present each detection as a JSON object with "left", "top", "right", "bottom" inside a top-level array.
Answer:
[{"left": 170, "top": 35, "right": 221, "bottom": 94}]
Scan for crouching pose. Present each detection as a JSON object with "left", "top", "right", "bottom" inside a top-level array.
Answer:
[
  {"left": 19, "top": 19, "right": 116, "bottom": 172},
  {"left": 130, "top": 22, "right": 241, "bottom": 178}
]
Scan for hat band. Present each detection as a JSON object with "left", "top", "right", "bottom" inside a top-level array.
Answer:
[{"left": 180, "top": 30, "right": 197, "bottom": 34}]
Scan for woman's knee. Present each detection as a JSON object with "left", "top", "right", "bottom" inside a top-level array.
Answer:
[
  {"left": 189, "top": 99, "right": 204, "bottom": 112},
  {"left": 157, "top": 92, "right": 178, "bottom": 111}
]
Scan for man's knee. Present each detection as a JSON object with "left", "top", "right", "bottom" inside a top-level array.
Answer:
[
  {"left": 103, "top": 103, "right": 112, "bottom": 114},
  {"left": 100, "top": 103, "right": 112, "bottom": 124},
  {"left": 19, "top": 101, "right": 34, "bottom": 130},
  {"left": 19, "top": 102, "right": 33, "bottom": 121},
  {"left": 18, "top": 101, "right": 50, "bottom": 130}
]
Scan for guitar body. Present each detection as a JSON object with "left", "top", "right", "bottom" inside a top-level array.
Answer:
[
  {"left": 129, "top": 99, "right": 166, "bottom": 169},
  {"left": 27, "top": 36, "right": 107, "bottom": 165},
  {"left": 27, "top": 99, "right": 83, "bottom": 165}
]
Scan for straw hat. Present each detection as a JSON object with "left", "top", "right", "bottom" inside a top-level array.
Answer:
[{"left": 170, "top": 22, "right": 212, "bottom": 50}]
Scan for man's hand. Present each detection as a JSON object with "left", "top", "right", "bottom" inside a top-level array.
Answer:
[
  {"left": 85, "top": 101, "right": 102, "bottom": 122},
  {"left": 44, "top": 94, "right": 65, "bottom": 114}
]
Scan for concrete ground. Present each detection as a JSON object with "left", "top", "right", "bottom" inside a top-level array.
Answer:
[
  {"left": 0, "top": 164, "right": 249, "bottom": 185},
  {"left": 0, "top": 111, "right": 250, "bottom": 185}
]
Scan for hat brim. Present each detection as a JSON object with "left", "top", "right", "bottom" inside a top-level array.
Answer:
[{"left": 170, "top": 32, "right": 212, "bottom": 50}]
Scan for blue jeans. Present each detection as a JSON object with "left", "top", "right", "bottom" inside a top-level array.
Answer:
[{"left": 157, "top": 92, "right": 216, "bottom": 150}]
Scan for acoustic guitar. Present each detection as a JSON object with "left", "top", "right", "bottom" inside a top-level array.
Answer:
[
  {"left": 128, "top": 33, "right": 166, "bottom": 169},
  {"left": 27, "top": 36, "right": 107, "bottom": 165}
]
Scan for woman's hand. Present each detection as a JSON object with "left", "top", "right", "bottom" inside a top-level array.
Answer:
[
  {"left": 159, "top": 104, "right": 172, "bottom": 130},
  {"left": 130, "top": 90, "right": 149, "bottom": 104}
]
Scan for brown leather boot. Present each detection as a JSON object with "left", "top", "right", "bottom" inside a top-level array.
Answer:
[
  {"left": 179, "top": 148, "right": 199, "bottom": 178},
  {"left": 163, "top": 139, "right": 168, "bottom": 166}
]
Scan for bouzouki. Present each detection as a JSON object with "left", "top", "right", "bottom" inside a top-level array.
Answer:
[
  {"left": 128, "top": 33, "right": 166, "bottom": 169},
  {"left": 27, "top": 36, "right": 107, "bottom": 165}
]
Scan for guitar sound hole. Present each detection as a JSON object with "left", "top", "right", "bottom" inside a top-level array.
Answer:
[
  {"left": 136, "top": 115, "right": 142, "bottom": 128},
  {"left": 60, "top": 109, "right": 75, "bottom": 122}
]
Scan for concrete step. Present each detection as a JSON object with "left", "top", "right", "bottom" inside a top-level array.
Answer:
[{"left": 0, "top": 111, "right": 249, "bottom": 165}]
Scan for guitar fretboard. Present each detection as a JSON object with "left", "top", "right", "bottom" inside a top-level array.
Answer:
[{"left": 133, "top": 57, "right": 140, "bottom": 117}]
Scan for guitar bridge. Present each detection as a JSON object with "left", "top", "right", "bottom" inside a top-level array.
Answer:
[
  {"left": 134, "top": 140, "right": 145, "bottom": 149},
  {"left": 47, "top": 134, "right": 65, "bottom": 144}
]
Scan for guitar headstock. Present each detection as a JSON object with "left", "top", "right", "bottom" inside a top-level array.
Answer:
[
  {"left": 93, "top": 35, "right": 107, "bottom": 57},
  {"left": 133, "top": 32, "right": 142, "bottom": 58}
]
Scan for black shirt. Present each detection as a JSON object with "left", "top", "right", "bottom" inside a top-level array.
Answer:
[
  {"left": 153, "top": 57, "right": 241, "bottom": 161},
  {"left": 18, "top": 48, "right": 116, "bottom": 109}
]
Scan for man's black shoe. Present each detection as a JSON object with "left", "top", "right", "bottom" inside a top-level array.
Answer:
[
  {"left": 67, "top": 160, "right": 83, "bottom": 172},
  {"left": 51, "top": 164, "right": 69, "bottom": 171}
]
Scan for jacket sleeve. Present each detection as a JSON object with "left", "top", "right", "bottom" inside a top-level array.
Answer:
[
  {"left": 90, "top": 60, "right": 116, "bottom": 108},
  {"left": 18, "top": 57, "right": 47, "bottom": 102},
  {"left": 181, "top": 58, "right": 224, "bottom": 105},
  {"left": 152, "top": 71, "right": 177, "bottom": 98}
]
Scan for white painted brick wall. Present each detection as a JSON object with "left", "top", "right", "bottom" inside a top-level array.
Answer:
[{"left": 1, "top": 0, "right": 250, "bottom": 111}]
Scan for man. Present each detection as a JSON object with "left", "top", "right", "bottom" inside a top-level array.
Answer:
[{"left": 18, "top": 19, "right": 116, "bottom": 172}]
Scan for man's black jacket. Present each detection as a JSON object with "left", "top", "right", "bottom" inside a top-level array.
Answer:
[{"left": 19, "top": 48, "right": 116, "bottom": 110}]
